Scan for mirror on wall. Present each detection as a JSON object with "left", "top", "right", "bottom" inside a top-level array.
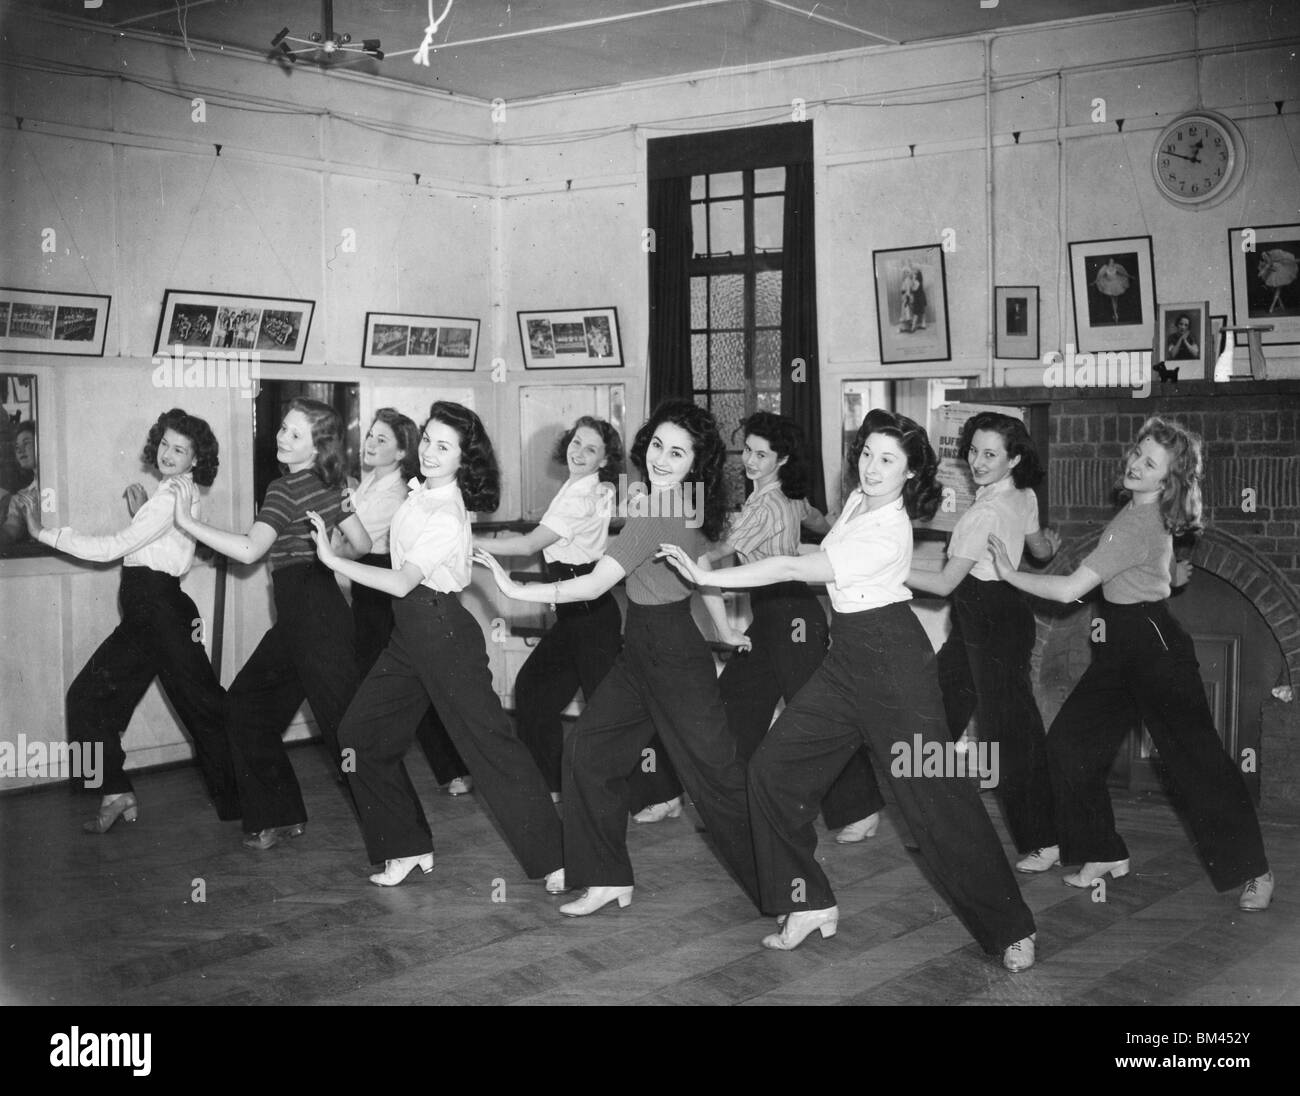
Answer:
[
  {"left": 252, "top": 380, "right": 362, "bottom": 510},
  {"left": 0, "top": 373, "right": 46, "bottom": 558}
]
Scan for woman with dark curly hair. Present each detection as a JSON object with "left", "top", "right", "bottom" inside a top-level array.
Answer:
[
  {"left": 22, "top": 408, "right": 238, "bottom": 832},
  {"left": 311, "top": 402, "right": 563, "bottom": 887},
  {"left": 0, "top": 420, "right": 40, "bottom": 545},
  {"left": 989, "top": 415, "right": 1273, "bottom": 911},
  {"left": 173, "top": 397, "right": 372, "bottom": 850},
  {"left": 908, "top": 411, "right": 1060, "bottom": 869},
  {"left": 663, "top": 410, "right": 1038, "bottom": 970},
  {"left": 473, "top": 416, "right": 670, "bottom": 802},
  {"left": 476, "top": 398, "right": 758, "bottom": 916}
]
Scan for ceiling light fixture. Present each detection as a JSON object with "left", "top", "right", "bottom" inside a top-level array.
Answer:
[{"left": 270, "top": 0, "right": 384, "bottom": 65}]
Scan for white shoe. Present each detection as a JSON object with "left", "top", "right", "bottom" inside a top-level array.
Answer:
[
  {"left": 1002, "top": 933, "right": 1036, "bottom": 973},
  {"left": 1016, "top": 845, "right": 1061, "bottom": 873},
  {"left": 550, "top": 791, "right": 562, "bottom": 804},
  {"left": 559, "top": 886, "right": 633, "bottom": 917},
  {"left": 761, "top": 906, "right": 839, "bottom": 951},
  {"left": 835, "top": 813, "right": 880, "bottom": 844},
  {"left": 544, "top": 868, "right": 567, "bottom": 894},
  {"left": 369, "top": 852, "right": 434, "bottom": 887},
  {"left": 446, "top": 776, "right": 473, "bottom": 796},
  {"left": 1063, "top": 859, "right": 1129, "bottom": 888},
  {"left": 632, "top": 797, "right": 682, "bottom": 824},
  {"left": 1238, "top": 871, "right": 1274, "bottom": 912}
]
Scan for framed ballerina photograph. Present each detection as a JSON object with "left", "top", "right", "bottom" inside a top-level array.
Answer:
[
  {"left": 1068, "top": 236, "right": 1156, "bottom": 353},
  {"left": 872, "top": 244, "right": 951, "bottom": 364},
  {"left": 1229, "top": 224, "right": 1300, "bottom": 346}
]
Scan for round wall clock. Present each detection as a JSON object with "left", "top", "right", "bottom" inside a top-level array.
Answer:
[{"left": 1151, "top": 111, "right": 1247, "bottom": 209}]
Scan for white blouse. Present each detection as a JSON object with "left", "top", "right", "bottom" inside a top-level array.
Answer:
[
  {"left": 820, "top": 492, "right": 913, "bottom": 613},
  {"left": 538, "top": 473, "right": 613, "bottom": 565},
  {"left": 351, "top": 467, "right": 408, "bottom": 555},
  {"left": 389, "top": 479, "right": 471, "bottom": 593},
  {"left": 946, "top": 476, "right": 1039, "bottom": 582}
]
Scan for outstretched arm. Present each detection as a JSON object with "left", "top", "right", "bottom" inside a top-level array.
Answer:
[
  {"left": 473, "top": 525, "right": 561, "bottom": 558},
  {"left": 907, "top": 555, "right": 976, "bottom": 598},
  {"left": 474, "top": 549, "right": 624, "bottom": 604},
  {"left": 658, "top": 544, "right": 835, "bottom": 589},
  {"left": 989, "top": 534, "right": 1100, "bottom": 602},
  {"left": 309, "top": 512, "right": 422, "bottom": 597}
]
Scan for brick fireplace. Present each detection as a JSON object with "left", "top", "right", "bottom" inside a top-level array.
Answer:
[{"left": 955, "top": 380, "right": 1300, "bottom": 807}]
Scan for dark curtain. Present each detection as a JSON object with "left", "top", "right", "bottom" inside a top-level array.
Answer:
[
  {"left": 647, "top": 175, "right": 693, "bottom": 408},
  {"left": 780, "top": 160, "right": 826, "bottom": 513}
]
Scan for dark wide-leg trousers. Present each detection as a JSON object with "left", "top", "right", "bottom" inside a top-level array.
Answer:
[
  {"left": 562, "top": 599, "right": 761, "bottom": 907},
  {"left": 339, "top": 587, "right": 562, "bottom": 874},
  {"left": 749, "top": 602, "right": 1036, "bottom": 953},
  {"left": 720, "top": 585, "right": 885, "bottom": 829},
  {"left": 1048, "top": 599, "right": 1268, "bottom": 891},
  {"left": 934, "top": 576, "right": 1056, "bottom": 853},
  {"left": 352, "top": 552, "right": 469, "bottom": 784},
  {"left": 66, "top": 566, "right": 238, "bottom": 817},
  {"left": 227, "top": 561, "right": 359, "bottom": 833}
]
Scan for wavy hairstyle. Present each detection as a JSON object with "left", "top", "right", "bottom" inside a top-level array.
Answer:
[
  {"left": 846, "top": 408, "right": 942, "bottom": 521},
  {"left": 629, "top": 398, "right": 728, "bottom": 541},
  {"left": 957, "top": 411, "right": 1044, "bottom": 489},
  {"left": 141, "top": 408, "right": 220, "bottom": 487},
  {"left": 285, "top": 397, "right": 347, "bottom": 488},
  {"left": 369, "top": 407, "right": 420, "bottom": 481},
  {"left": 1115, "top": 415, "right": 1204, "bottom": 535},
  {"left": 736, "top": 411, "right": 811, "bottom": 501},
  {"left": 12, "top": 420, "right": 37, "bottom": 488},
  {"left": 551, "top": 415, "right": 624, "bottom": 485},
  {"left": 425, "top": 401, "right": 501, "bottom": 512}
]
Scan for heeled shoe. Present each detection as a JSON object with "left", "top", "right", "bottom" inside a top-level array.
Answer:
[
  {"left": 544, "top": 868, "right": 567, "bottom": 894},
  {"left": 369, "top": 853, "right": 435, "bottom": 887},
  {"left": 559, "top": 886, "right": 633, "bottom": 917},
  {"left": 1238, "top": 871, "right": 1274, "bottom": 912},
  {"left": 1002, "top": 933, "right": 1037, "bottom": 973},
  {"left": 241, "top": 822, "right": 307, "bottom": 851},
  {"left": 835, "top": 812, "right": 881, "bottom": 844},
  {"left": 82, "top": 793, "right": 139, "bottom": 834},
  {"left": 1063, "top": 858, "right": 1129, "bottom": 888},
  {"left": 1016, "top": 845, "right": 1061, "bottom": 873},
  {"left": 762, "top": 906, "right": 839, "bottom": 951},
  {"left": 632, "top": 797, "right": 682, "bottom": 824},
  {"left": 446, "top": 776, "right": 473, "bottom": 796}
]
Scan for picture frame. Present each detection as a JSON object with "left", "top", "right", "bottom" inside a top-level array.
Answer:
[
  {"left": 872, "top": 245, "right": 951, "bottom": 364},
  {"left": 517, "top": 308, "right": 623, "bottom": 369},
  {"left": 153, "top": 290, "right": 314, "bottom": 363},
  {"left": 0, "top": 288, "right": 110, "bottom": 357},
  {"left": 1210, "top": 313, "right": 1228, "bottom": 361},
  {"left": 1154, "top": 300, "right": 1211, "bottom": 380},
  {"left": 993, "top": 286, "right": 1040, "bottom": 360},
  {"left": 1068, "top": 236, "right": 1157, "bottom": 353},
  {"left": 1228, "top": 224, "right": 1300, "bottom": 346},
  {"left": 361, "top": 312, "right": 481, "bottom": 371}
]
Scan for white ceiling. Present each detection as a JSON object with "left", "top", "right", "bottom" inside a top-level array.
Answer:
[{"left": 11, "top": 0, "right": 1195, "bottom": 101}]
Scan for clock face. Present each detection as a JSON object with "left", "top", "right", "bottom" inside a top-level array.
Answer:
[{"left": 1153, "top": 113, "right": 1244, "bottom": 207}]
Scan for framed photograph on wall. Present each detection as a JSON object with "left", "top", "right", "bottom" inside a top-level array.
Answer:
[
  {"left": 0, "top": 288, "right": 110, "bottom": 356},
  {"left": 518, "top": 308, "right": 623, "bottom": 369},
  {"left": 154, "top": 290, "right": 314, "bottom": 363},
  {"left": 1154, "top": 300, "right": 1211, "bottom": 379},
  {"left": 872, "top": 245, "right": 951, "bottom": 364},
  {"left": 1229, "top": 224, "right": 1300, "bottom": 345},
  {"left": 1210, "top": 313, "right": 1227, "bottom": 360},
  {"left": 993, "top": 286, "right": 1040, "bottom": 360},
  {"left": 1068, "top": 236, "right": 1156, "bottom": 353},
  {"left": 361, "top": 312, "right": 480, "bottom": 371}
]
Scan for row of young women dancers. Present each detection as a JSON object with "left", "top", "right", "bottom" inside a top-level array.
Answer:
[{"left": 25, "top": 395, "right": 1274, "bottom": 973}]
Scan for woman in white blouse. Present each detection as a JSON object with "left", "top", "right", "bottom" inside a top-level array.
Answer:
[
  {"left": 662, "top": 409, "right": 1039, "bottom": 972},
  {"left": 23, "top": 409, "right": 237, "bottom": 833},
  {"left": 310, "top": 402, "right": 563, "bottom": 889}
]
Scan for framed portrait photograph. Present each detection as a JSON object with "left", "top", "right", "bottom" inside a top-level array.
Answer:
[
  {"left": 1229, "top": 224, "right": 1300, "bottom": 345},
  {"left": 872, "top": 245, "right": 951, "bottom": 364},
  {"left": 361, "top": 312, "right": 481, "bottom": 371},
  {"left": 1068, "top": 236, "right": 1156, "bottom": 353},
  {"left": 0, "top": 288, "right": 110, "bottom": 356},
  {"left": 993, "top": 286, "right": 1040, "bottom": 360},
  {"left": 154, "top": 290, "right": 314, "bottom": 363},
  {"left": 1153, "top": 300, "right": 1210, "bottom": 379},
  {"left": 517, "top": 308, "right": 623, "bottom": 369}
]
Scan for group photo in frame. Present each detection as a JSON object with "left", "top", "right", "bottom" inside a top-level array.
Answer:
[
  {"left": 1154, "top": 300, "right": 1211, "bottom": 380},
  {"left": 872, "top": 244, "right": 951, "bottom": 364},
  {"left": 1068, "top": 235, "right": 1156, "bottom": 353},
  {"left": 993, "top": 286, "right": 1040, "bottom": 360},
  {"left": 0, "top": 288, "right": 110, "bottom": 357},
  {"left": 154, "top": 290, "right": 314, "bottom": 363},
  {"left": 1229, "top": 223, "right": 1300, "bottom": 346},
  {"left": 518, "top": 307, "right": 623, "bottom": 369},
  {"left": 361, "top": 312, "right": 481, "bottom": 371}
]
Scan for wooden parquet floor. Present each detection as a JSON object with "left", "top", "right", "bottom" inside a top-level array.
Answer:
[{"left": 3, "top": 742, "right": 1298, "bottom": 1008}]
